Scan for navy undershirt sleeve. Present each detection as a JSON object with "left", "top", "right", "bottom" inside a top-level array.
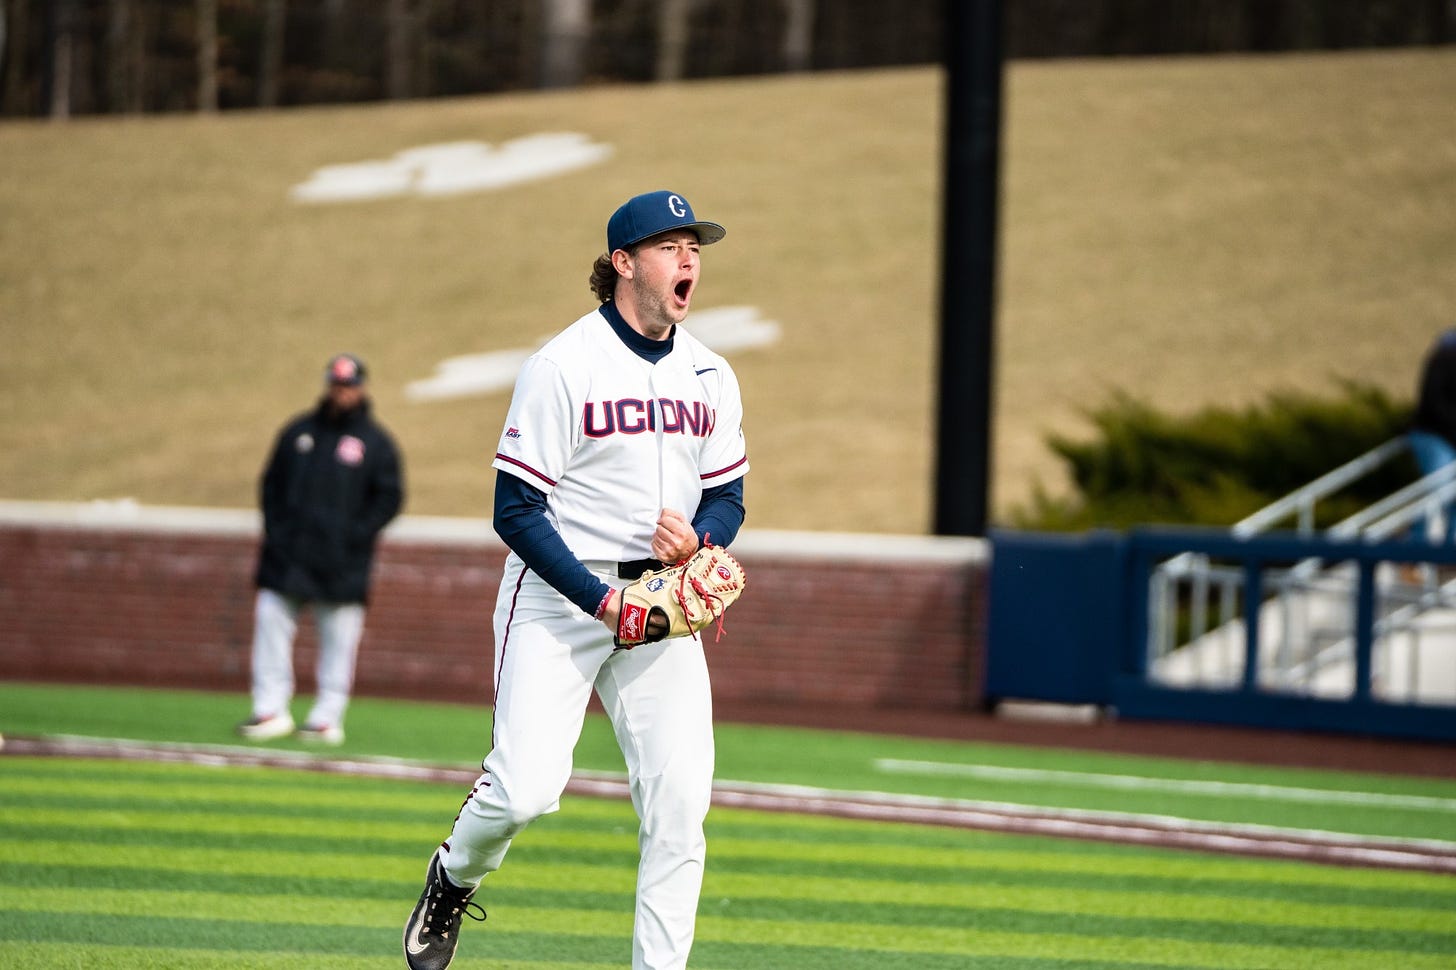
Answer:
[
  {"left": 493, "top": 471, "right": 611, "bottom": 616},
  {"left": 692, "top": 478, "right": 745, "bottom": 548}
]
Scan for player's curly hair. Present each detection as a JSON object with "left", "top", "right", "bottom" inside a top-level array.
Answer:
[{"left": 589, "top": 253, "right": 618, "bottom": 303}]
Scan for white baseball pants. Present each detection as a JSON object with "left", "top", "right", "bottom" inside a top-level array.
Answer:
[
  {"left": 248, "top": 587, "right": 365, "bottom": 729},
  {"left": 439, "top": 565, "right": 715, "bottom": 970}
]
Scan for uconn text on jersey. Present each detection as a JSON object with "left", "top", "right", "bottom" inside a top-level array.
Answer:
[{"left": 583, "top": 399, "right": 717, "bottom": 438}]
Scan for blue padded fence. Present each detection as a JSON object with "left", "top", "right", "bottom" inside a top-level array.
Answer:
[{"left": 987, "top": 528, "right": 1456, "bottom": 742}]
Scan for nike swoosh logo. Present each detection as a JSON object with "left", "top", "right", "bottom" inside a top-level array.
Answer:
[
  {"left": 405, "top": 908, "right": 431, "bottom": 957},
  {"left": 695, "top": 367, "right": 716, "bottom": 375}
]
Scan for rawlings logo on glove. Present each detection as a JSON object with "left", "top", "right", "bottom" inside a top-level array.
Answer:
[{"left": 615, "top": 543, "right": 747, "bottom": 649}]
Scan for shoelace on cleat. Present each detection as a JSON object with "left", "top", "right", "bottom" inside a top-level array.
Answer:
[{"left": 423, "top": 885, "right": 487, "bottom": 940}]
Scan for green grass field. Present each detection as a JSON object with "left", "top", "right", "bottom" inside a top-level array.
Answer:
[
  {"left": 3, "top": 50, "right": 1454, "bottom": 529},
  {"left": 3, "top": 683, "right": 1454, "bottom": 967}
]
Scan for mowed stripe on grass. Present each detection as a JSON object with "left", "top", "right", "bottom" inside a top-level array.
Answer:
[
  {"left": 1, "top": 758, "right": 1453, "bottom": 969},
  {"left": 873, "top": 759, "right": 1456, "bottom": 812},
  {"left": 11, "top": 733, "right": 1456, "bottom": 873}
]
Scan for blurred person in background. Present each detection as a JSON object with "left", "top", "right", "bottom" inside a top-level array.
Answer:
[
  {"left": 237, "top": 353, "right": 405, "bottom": 745},
  {"left": 1409, "top": 328, "right": 1456, "bottom": 543}
]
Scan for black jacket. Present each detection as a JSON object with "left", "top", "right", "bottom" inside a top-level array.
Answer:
[
  {"left": 254, "top": 398, "right": 404, "bottom": 603},
  {"left": 1414, "top": 331, "right": 1456, "bottom": 446}
]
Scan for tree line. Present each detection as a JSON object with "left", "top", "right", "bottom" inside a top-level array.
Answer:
[{"left": 2, "top": 0, "right": 1450, "bottom": 119}]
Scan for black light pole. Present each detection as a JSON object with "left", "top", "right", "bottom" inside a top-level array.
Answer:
[{"left": 934, "top": 0, "right": 1004, "bottom": 537}]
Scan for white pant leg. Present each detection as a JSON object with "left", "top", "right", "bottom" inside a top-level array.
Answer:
[
  {"left": 440, "top": 568, "right": 609, "bottom": 886},
  {"left": 597, "top": 635, "right": 715, "bottom": 970},
  {"left": 250, "top": 588, "right": 299, "bottom": 718},
  {"left": 306, "top": 601, "right": 365, "bottom": 729}
]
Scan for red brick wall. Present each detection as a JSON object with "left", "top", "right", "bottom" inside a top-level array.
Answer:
[{"left": 0, "top": 508, "right": 988, "bottom": 712}]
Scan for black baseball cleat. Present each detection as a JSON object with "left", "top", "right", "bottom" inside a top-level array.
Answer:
[{"left": 403, "top": 851, "right": 486, "bottom": 970}]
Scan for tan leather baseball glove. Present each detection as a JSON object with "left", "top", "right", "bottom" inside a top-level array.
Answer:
[{"left": 615, "top": 544, "right": 747, "bottom": 648}]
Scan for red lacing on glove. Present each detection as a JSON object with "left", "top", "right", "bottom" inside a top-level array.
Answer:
[{"left": 674, "top": 550, "right": 730, "bottom": 643}]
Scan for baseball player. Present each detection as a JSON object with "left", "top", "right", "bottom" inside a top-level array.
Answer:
[{"left": 403, "top": 191, "right": 748, "bottom": 970}]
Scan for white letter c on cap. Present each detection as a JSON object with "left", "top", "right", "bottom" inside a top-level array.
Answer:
[{"left": 668, "top": 194, "right": 687, "bottom": 217}]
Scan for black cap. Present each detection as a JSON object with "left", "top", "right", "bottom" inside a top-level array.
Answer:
[{"left": 325, "top": 353, "right": 367, "bottom": 387}]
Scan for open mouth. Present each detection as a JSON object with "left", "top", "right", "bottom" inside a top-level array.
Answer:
[{"left": 674, "top": 279, "right": 693, "bottom": 305}]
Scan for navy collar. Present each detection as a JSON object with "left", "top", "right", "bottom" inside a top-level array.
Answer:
[{"left": 599, "top": 302, "right": 674, "bottom": 363}]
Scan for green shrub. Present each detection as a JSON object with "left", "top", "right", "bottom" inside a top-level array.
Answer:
[{"left": 1010, "top": 381, "right": 1418, "bottom": 531}]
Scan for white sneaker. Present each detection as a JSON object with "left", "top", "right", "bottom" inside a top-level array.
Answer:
[
  {"left": 237, "top": 712, "right": 295, "bottom": 741},
  {"left": 296, "top": 723, "right": 345, "bottom": 745}
]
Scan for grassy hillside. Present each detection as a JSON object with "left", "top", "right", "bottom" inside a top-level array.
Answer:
[{"left": 2, "top": 49, "right": 1452, "bottom": 532}]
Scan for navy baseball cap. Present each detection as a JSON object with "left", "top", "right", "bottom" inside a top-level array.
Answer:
[
  {"left": 325, "top": 353, "right": 367, "bottom": 386},
  {"left": 607, "top": 191, "right": 726, "bottom": 253}
]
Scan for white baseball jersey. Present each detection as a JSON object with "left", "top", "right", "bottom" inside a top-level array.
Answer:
[{"left": 492, "top": 308, "right": 748, "bottom": 563}]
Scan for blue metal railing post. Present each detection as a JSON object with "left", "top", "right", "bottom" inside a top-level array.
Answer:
[
  {"left": 1241, "top": 558, "right": 1261, "bottom": 692},
  {"left": 1353, "top": 559, "right": 1378, "bottom": 702}
]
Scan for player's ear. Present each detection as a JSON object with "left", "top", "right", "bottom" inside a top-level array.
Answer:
[{"left": 611, "top": 249, "right": 634, "bottom": 279}]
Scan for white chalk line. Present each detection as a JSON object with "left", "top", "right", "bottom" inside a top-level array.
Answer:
[
  {"left": 873, "top": 758, "right": 1456, "bottom": 812},
  {"left": 5, "top": 735, "right": 1455, "bottom": 874}
]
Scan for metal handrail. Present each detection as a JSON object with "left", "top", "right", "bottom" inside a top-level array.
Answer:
[
  {"left": 1330, "top": 464, "right": 1456, "bottom": 540},
  {"left": 1156, "top": 437, "right": 1414, "bottom": 580},
  {"left": 1149, "top": 435, "right": 1455, "bottom": 676},
  {"left": 1232, "top": 436, "right": 1411, "bottom": 537}
]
